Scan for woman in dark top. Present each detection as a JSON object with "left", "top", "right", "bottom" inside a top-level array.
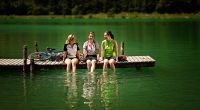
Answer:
[{"left": 63, "top": 34, "right": 80, "bottom": 73}]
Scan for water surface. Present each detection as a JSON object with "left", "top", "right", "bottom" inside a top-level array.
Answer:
[{"left": 0, "top": 18, "right": 200, "bottom": 110}]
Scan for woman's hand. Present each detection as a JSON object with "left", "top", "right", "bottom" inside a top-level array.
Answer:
[
  {"left": 99, "top": 57, "right": 103, "bottom": 61},
  {"left": 116, "top": 56, "right": 118, "bottom": 62}
]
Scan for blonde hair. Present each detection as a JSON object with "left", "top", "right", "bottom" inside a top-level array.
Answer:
[{"left": 65, "top": 34, "right": 76, "bottom": 44}]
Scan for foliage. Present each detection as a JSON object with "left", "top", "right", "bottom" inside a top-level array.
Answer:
[{"left": 0, "top": 0, "right": 199, "bottom": 15}]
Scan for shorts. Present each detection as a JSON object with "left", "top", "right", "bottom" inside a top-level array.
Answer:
[
  {"left": 104, "top": 56, "right": 116, "bottom": 60},
  {"left": 86, "top": 55, "right": 97, "bottom": 60},
  {"left": 66, "top": 57, "right": 78, "bottom": 60},
  {"left": 65, "top": 57, "right": 79, "bottom": 64}
]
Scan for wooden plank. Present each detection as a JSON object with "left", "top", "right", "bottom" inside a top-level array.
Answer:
[
  {"left": 27, "top": 59, "right": 30, "bottom": 65},
  {"left": 54, "top": 61, "right": 59, "bottom": 65},
  {"left": 142, "top": 56, "right": 148, "bottom": 62},
  {"left": 137, "top": 56, "right": 143, "bottom": 62},
  {"left": 146, "top": 56, "right": 155, "bottom": 62},
  {"left": 13, "top": 59, "right": 19, "bottom": 65},
  {"left": 1, "top": 60, "right": 6, "bottom": 65},
  {"left": 7, "top": 59, "right": 15, "bottom": 65},
  {"left": 35, "top": 61, "right": 43, "bottom": 65},
  {"left": 129, "top": 56, "right": 133, "bottom": 62},
  {"left": 131, "top": 56, "right": 135, "bottom": 62},
  {"left": 57, "top": 61, "right": 63, "bottom": 65},
  {"left": 145, "top": 56, "right": 151, "bottom": 62},
  {"left": 136, "top": 56, "right": 142, "bottom": 62},
  {"left": 139, "top": 56, "right": 144, "bottom": 62},
  {"left": 3, "top": 59, "right": 9, "bottom": 65},
  {"left": 132, "top": 56, "right": 138, "bottom": 62},
  {"left": 46, "top": 61, "right": 53, "bottom": 65},
  {"left": 4, "top": 60, "right": 10, "bottom": 65},
  {"left": 39, "top": 61, "right": 45, "bottom": 65},
  {"left": 15, "top": 59, "right": 23, "bottom": 65},
  {"left": 54, "top": 61, "right": 60, "bottom": 65},
  {"left": 51, "top": 61, "right": 57, "bottom": 65},
  {"left": 140, "top": 56, "right": 145, "bottom": 62},
  {"left": 41, "top": 60, "right": 49, "bottom": 65},
  {"left": 130, "top": 56, "right": 135, "bottom": 62},
  {"left": 127, "top": 56, "right": 132, "bottom": 62},
  {"left": 144, "top": 56, "right": 151, "bottom": 62},
  {"left": 59, "top": 61, "right": 64, "bottom": 65},
  {"left": 143, "top": 56, "right": 148, "bottom": 62},
  {"left": 0, "top": 59, "right": 20, "bottom": 66}
]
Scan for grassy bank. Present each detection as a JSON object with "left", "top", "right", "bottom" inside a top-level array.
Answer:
[{"left": 0, "top": 12, "right": 200, "bottom": 20}]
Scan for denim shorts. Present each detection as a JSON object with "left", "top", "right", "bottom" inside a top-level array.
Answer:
[
  {"left": 66, "top": 57, "right": 78, "bottom": 60},
  {"left": 86, "top": 55, "right": 97, "bottom": 60},
  {"left": 104, "top": 56, "right": 116, "bottom": 60}
]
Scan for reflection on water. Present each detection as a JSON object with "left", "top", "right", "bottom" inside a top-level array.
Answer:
[
  {"left": 1, "top": 65, "right": 200, "bottom": 110},
  {"left": 81, "top": 71, "right": 119, "bottom": 110},
  {"left": 64, "top": 71, "right": 119, "bottom": 110},
  {"left": 82, "top": 72, "right": 97, "bottom": 109},
  {"left": 100, "top": 72, "right": 119, "bottom": 110},
  {"left": 64, "top": 72, "right": 78, "bottom": 110}
]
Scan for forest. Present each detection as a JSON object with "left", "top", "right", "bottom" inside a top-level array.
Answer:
[{"left": 0, "top": 0, "right": 199, "bottom": 15}]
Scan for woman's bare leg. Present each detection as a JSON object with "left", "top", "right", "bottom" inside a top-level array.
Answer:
[
  {"left": 103, "top": 59, "right": 109, "bottom": 72},
  {"left": 91, "top": 60, "right": 96, "bottom": 72},
  {"left": 65, "top": 59, "right": 72, "bottom": 73},
  {"left": 72, "top": 58, "right": 79, "bottom": 73},
  {"left": 86, "top": 60, "right": 92, "bottom": 72},
  {"left": 109, "top": 59, "right": 115, "bottom": 72}
]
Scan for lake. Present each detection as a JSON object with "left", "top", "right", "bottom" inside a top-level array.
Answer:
[{"left": 0, "top": 18, "right": 200, "bottom": 110}]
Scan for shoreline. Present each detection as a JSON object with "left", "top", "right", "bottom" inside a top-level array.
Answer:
[{"left": 0, "top": 12, "right": 200, "bottom": 20}]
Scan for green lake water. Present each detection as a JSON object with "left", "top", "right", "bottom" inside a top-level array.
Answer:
[{"left": 0, "top": 18, "right": 200, "bottom": 110}]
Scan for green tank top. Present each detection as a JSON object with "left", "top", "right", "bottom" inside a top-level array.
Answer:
[{"left": 103, "top": 39, "right": 115, "bottom": 57}]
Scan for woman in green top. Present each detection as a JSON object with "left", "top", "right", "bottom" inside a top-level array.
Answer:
[{"left": 100, "top": 31, "right": 118, "bottom": 72}]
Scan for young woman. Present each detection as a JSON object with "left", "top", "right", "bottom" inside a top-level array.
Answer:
[
  {"left": 63, "top": 34, "right": 80, "bottom": 73},
  {"left": 100, "top": 31, "right": 118, "bottom": 72},
  {"left": 83, "top": 32, "right": 99, "bottom": 72}
]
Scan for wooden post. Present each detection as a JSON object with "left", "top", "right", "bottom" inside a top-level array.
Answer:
[
  {"left": 30, "top": 58, "right": 35, "bottom": 72},
  {"left": 120, "top": 42, "right": 124, "bottom": 55},
  {"left": 23, "top": 45, "right": 27, "bottom": 72},
  {"left": 46, "top": 47, "right": 50, "bottom": 51},
  {"left": 35, "top": 41, "right": 39, "bottom": 52}
]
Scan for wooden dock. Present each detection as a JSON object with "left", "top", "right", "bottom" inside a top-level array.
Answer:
[
  {"left": 0, "top": 56, "right": 155, "bottom": 71},
  {"left": 0, "top": 44, "right": 156, "bottom": 71}
]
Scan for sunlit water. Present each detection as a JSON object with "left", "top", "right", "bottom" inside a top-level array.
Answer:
[{"left": 0, "top": 18, "right": 200, "bottom": 110}]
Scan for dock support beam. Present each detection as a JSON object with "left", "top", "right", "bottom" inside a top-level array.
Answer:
[
  {"left": 35, "top": 41, "right": 39, "bottom": 52},
  {"left": 23, "top": 45, "right": 27, "bottom": 72},
  {"left": 120, "top": 42, "right": 124, "bottom": 55},
  {"left": 30, "top": 59, "right": 35, "bottom": 72}
]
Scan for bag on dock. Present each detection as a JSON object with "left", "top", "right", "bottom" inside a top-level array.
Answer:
[{"left": 118, "top": 55, "right": 127, "bottom": 61}]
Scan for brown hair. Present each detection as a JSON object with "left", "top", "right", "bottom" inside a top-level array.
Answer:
[
  {"left": 88, "top": 31, "right": 96, "bottom": 43},
  {"left": 105, "top": 30, "right": 114, "bottom": 39}
]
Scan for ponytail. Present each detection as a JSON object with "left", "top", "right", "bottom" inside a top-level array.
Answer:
[{"left": 105, "top": 30, "right": 114, "bottom": 39}]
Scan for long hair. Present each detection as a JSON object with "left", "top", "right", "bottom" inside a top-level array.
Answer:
[
  {"left": 105, "top": 30, "right": 114, "bottom": 39},
  {"left": 66, "top": 34, "right": 76, "bottom": 44},
  {"left": 88, "top": 31, "right": 96, "bottom": 43},
  {"left": 88, "top": 32, "right": 95, "bottom": 38}
]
